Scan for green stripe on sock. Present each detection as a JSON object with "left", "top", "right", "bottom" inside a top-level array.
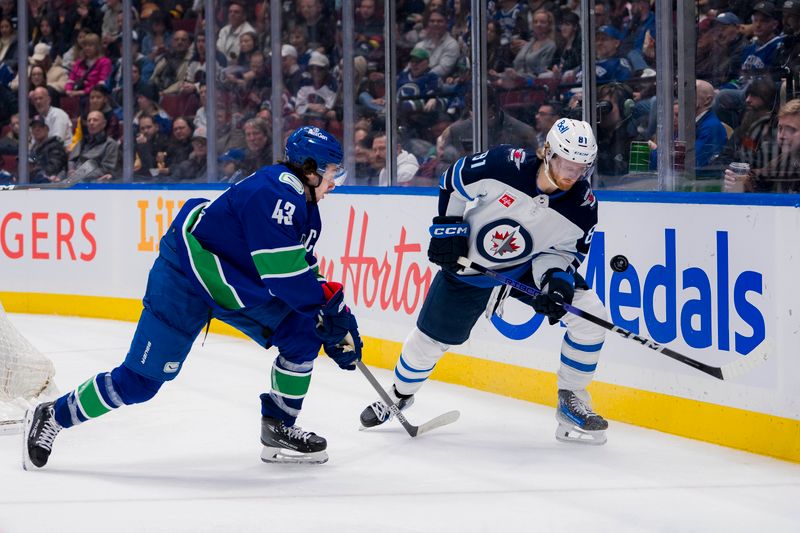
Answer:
[
  {"left": 76, "top": 377, "right": 112, "bottom": 419},
  {"left": 271, "top": 367, "right": 311, "bottom": 399}
]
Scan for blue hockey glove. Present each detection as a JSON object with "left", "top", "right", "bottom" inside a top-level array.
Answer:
[
  {"left": 324, "top": 329, "right": 363, "bottom": 371},
  {"left": 532, "top": 269, "right": 575, "bottom": 325},
  {"left": 316, "top": 281, "right": 357, "bottom": 346},
  {"left": 428, "top": 215, "right": 469, "bottom": 272}
]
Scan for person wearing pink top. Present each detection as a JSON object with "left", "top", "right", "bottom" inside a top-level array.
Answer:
[{"left": 65, "top": 33, "right": 112, "bottom": 97}]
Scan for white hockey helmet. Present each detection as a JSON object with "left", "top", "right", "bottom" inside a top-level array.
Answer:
[{"left": 545, "top": 118, "right": 598, "bottom": 166}]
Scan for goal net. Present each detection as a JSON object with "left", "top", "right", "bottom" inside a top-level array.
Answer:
[{"left": 0, "top": 302, "right": 57, "bottom": 434}]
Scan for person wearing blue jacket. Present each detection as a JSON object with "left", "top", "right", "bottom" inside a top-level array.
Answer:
[{"left": 23, "top": 126, "right": 362, "bottom": 468}]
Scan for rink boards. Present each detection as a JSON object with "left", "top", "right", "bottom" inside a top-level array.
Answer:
[{"left": 0, "top": 186, "right": 798, "bottom": 462}]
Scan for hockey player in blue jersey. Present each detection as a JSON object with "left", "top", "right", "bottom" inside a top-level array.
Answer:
[
  {"left": 359, "top": 118, "right": 612, "bottom": 445},
  {"left": 23, "top": 126, "right": 362, "bottom": 467}
]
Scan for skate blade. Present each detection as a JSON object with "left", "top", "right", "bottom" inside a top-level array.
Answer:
[
  {"left": 260, "top": 446, "right": 329, "bottom": 464},
  {"left": 21, "top": 408, "right": 36, "bottom": 471},
  {"left": 555, "top": 423, "right": 607, "bottom": 446}
]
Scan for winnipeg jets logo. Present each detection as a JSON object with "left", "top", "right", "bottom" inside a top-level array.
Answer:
[
  {"left": 476, "top": 218, "right": 533, "bottom": 263},
  {"left": 508, "top": 148, "right": 526, "bottom": 169},
  {"left": 490, "top": 226, "right": 521, "bottom": 256},
  {"left": 581, "top": 188, "right": 597, "bottom": 208}
]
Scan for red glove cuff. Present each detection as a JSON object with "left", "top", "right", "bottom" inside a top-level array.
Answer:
[{"left": 321, "top": 281, "right": 344, "bottom": 302}]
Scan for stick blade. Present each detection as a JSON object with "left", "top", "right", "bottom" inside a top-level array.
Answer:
[
  {"left": 720, "top": 343, "right": 770, "bottom": 380},
  {"left": 413, "top": 410, "right": 460, "bottom": 437}
]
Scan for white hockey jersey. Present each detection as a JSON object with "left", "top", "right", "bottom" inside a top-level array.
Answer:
[{"left": 438, "top": 145, "right": 598, "bottom": 287}]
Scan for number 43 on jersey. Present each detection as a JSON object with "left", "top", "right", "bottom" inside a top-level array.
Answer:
[{"left": 272, "top": 200, "right": 296, "bottom": 225}]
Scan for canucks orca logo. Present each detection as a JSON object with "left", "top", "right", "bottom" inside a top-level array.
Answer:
[{"left": 476, "top": 218, "right": 533, "bottom": 263}]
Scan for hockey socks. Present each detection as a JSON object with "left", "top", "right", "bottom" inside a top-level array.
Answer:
[
  {"left": 261, "top": 357, "right": 313, "bottom": 427},
  {"left": 53, "top": 366, "right": 163, "bottom": 428}
]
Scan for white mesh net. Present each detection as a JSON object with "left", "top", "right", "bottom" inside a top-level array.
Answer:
[{"left": 0, "top": 302, "right": 57, "bottom": 434}]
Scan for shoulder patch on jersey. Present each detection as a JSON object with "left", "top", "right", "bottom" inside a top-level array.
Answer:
[
  {"left": 581, "top": 187, "right": 597, "bottom": 208},
  {"left": 507, "top": 148, "right": 526, "bottom": 169},
  {"left": 498, "top": 191, "right": 517, "bottom": 208},
  {"left": 279, "top": 172, "right": 304, "bottom": 195}
]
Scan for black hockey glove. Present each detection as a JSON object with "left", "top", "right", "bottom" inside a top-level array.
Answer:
[
  {"left": 316, "top": 281, "right": 357, "bottom": 346},
  {"left": 427, "top": 215, "right": 469, "bottom": 272},
  {"left": 323, "top": 327, "right": 363, "bottom": 371},
  {"left": 532, "top": 269, "right": 575, "bottom": 325}
]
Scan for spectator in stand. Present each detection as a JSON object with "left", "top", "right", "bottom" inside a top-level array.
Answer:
[
  {"left": 649, "top": 80, "right": 728, "bottom": 171},
  {"left": 134, "top": 84, "right": 172, "bottom": 136},
  {"left": 29, "top": 116, "right": 68, "bottom": 184},
  {"left": 0, "top": 113, "right": 19, "bottom": 155},
  {"left": 438, "top": 86, "right": 537, "bottom": 166},
  {"left": 591, "top": 25, "right": 633, "bottom": 83},
  {"left": 151, "top": 30, "right": 196, "bottom": 97},
  {"left": 215, "top": 106, "right": 247, "bottom": 155},
  {"left": 33, "top": 42, "right": 70, "bottom": 96},
  {"left": 154, "top": 116, "right": 194, "bottom": 179},
  {"left": 442, "top": 56, "right": 471, "bottom": 119},
  {"left": 715, "top": 2, "right": 784, "bottom": 128},
  {"left": 724, "top": 99, "right": 800, "bottom": 193},
  {"left": 292, "top": 0, "right": 335, "bottom": 54},
  {"left": 236, "top": 50, "right": 270, "bottom": 115},
  {"left": 217, "top": 1, "right": 255, "bottom": 63},
  {"left": 61, "top": 28, "right": 88, "bottom": 73},
  {"left": 397, "top": 47, "right": 446, "bottom": 141},
  {"left": 188, "top": 31, "right": 228, "bottom": 86},
  {"left": 240, "top": 117, "right": 273, "bottom": 176},
  {"left": 777, "top": 1, "right": 800, "bottom": 76},
  {"left": 534, "top": 101, "right": 560, "bottom": 147},
  {"left": 282, "top": 44, "right": 307, "bottom": 96},
  {"left": 65, "top": 33, "right": 113, "bottom": 98},
  {"left": 412, "top": 8, "right": 460, "bottom": 78},
  {"left": 486, "top": 20, "right": 515, "bottom": 74},
  {"left": 172, "top": 126, "right": 208, "bottom": 181},
  {"left": 355, "top": 0, "right": 384, "bottom": 62},
  {"left": 141, "top": 9, "right": 173, "bottom": 63},
  {"left": 64, "top": 0, "right": 102, "bottom": 47},
  {"left": 194, "top": 83, "right": 208, "bottom": 129},
  {"left": 134, "top": 114, "right": 168, "bottom": 178},
  {"left": 101, "top": 0, "right": 123, "bottom": 49},
  {"left": 508, "top": 9, "right": 557, "bottom": 81},
  {"left": 294, "top": 51, "right": 337, "bottom": 127},
  {"left": 217, "top": 147, "right": 246, "bottom": 183},
  {"left": 67, "top": 110, "right": 120, "bottom": 182},
  {"left": 87, "top": 84, "right": 122, "bottom": 140},
  {"left": 493, "top": 0, "right": 529, "bottom": 47},
  {"left": 10, "top": 44, "right": 63, "bottom": 101},
  {"left": 696, "top": 12, "right": 746, "bottom": 89},
  {"left": 551, "top": 10, "right": 582, "bottom": 81},
  {"left": 30, "top": 86, "right": 72, "bottom": 148},
  {"left": 112, "top": 62, "right": 151, "bottom": 108},
  {"left": 0, "top": 16, "right": 17, "bottom": 74},
  {"left": 725, "top": 77, "right": 778, "bottom": 170},
  {"left": 623, "top": 0, "right": 656, "bottom": 74},
  {"left": 595, "top": 82, "right": 639, "bottom": 176},
  {"left": 371, "top": 132, "right": 420, "bottom": 186},
  {"left": 288, "top": 25, "right": 313, "bottom": 69},
  {"left": 594, "top": 1, "right": 610, "bottom": 28},
  {"left": 34, "top": 16, "right": 57, "bottom": 53}
]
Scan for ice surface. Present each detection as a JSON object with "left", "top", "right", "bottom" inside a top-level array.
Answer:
[{"left": 1, "top": 314, "right": 798, "bottom": 533}]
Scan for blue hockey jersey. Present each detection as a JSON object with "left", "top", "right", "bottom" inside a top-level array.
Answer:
[
  {"left": 438, "top": 145, "right": 598, "bottom": 288},
  {"left": 172, "top": 165, "right": 325, "bottom": 315}
]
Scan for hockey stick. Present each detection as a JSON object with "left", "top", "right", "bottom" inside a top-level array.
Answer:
[
  {"left": 356, "top": 361, "right": 460, "bottom": 437},
  {"left": 457, "top": 257, "right": 768, "bottom": 381}
]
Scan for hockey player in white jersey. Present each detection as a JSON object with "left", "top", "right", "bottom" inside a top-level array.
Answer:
[{"left": 359, "top": 118, "right": 611, "bottom": 445}]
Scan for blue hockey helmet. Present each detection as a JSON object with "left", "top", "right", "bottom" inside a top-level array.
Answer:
[{"left": 285, "top": 126, "right": 347, "bottom": 185}]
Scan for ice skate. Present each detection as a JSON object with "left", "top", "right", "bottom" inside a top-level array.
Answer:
[
  {"left": 260, "top": 416, "right": 328, "bottom": 464},
  {"left": 555, "top": 389, "right": 608, "bottom": 446},
  {"left": 359, "top": 385, "right": 415, "bottom": 429},
  {"left": 22, "top": 401, "right": 62, "bottom": 470}
]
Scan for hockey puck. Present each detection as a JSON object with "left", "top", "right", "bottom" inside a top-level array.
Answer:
[{"left": 610, "top": 254, "right": 629, "bottom": 272}]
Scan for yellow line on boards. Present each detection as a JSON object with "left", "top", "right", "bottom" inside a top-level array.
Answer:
[{"left": 3, "top": 291, "right": 798, "bottom": 463}]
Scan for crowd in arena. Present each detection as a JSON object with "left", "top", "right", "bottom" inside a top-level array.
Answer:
[{"left": 0, "top": 0, "right": 799, "bottom": 192}]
